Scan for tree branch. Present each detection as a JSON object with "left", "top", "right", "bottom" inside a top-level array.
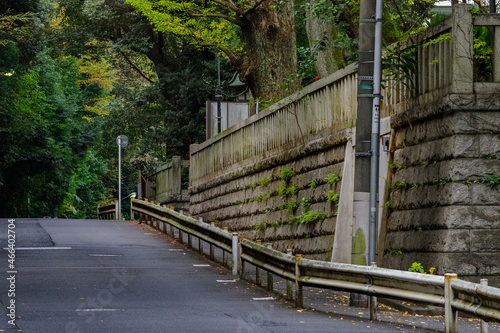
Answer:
[
  {"left": 210, "top": 0, "right": 240, "bottom": 13},
  {"left": 242, "top": 0, "right": 267, "bottom": 16},
  {"left": 120, "top": 51, "right": 155, "bottom": 84},
  {"left": 188, "top": 12, "right": 237, "bottom": 24},
  {"left": 219, "top": 46, "right": 241, "bottom": 67}
]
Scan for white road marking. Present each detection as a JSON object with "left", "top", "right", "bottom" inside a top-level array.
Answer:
[{"left": 3, "top": 247, "right": 72, "bottom": 250}]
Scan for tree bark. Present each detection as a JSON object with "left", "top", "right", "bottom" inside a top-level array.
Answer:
[
  {"left": 237, "top": 0, "right": 299, "bottom": 103},
  {"left": 305, "top": 0, "right": 344, "bottom": 78}
]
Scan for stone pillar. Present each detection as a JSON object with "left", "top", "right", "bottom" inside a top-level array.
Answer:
[
  {"left": 451, "top": 4, "right": 473, "bottom": 94},
  {"left": 172, "top": 156, "right": 181, "bottom": 197}
]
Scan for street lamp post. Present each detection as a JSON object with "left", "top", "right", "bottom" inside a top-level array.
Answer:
[
  {"left": 216, "top": 53, "right": 222, "bottom": 134},
  {"left": 116, "top": 135, "right": 128, "bottom": 220}
]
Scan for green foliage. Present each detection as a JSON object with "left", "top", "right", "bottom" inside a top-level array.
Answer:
[
  {"left": 326, "top": 190, "right": 340, "bottom": 203},
  {"left": 408, "top": 262, "right": 425, "bottom": 273},
  {"left": 309, "top": 181, "right": 317, "bottom": 189},
  {"left": 262, "top": 192, "right": 271, "bottom": 201},
  {"left": 325, "top": 173, "right": 339, "bottom": 184},
  {"left": 278, "top": 183, "right": 299, "bottom": 199},
  {"left": 299, "top": 210, "right": 326, "bottom": 224},
  {"left": 482, "top": 176, "right": 500, "bottom": 189},
  {"left": 280, "top": 167, "right": 295, "bottom": 183},
  {"left": 284, "top": 200, "right": 299, "bottom": 213},
  {"left": 259, "top": 177, "right": 270, "bottom": 187},
  {"left": 248, "top": 182, "right": 257, "bottom": 189},
  {"left": 300, "top": 197, "right": 312, "bottom": 212},
  {"left": 254, "top": 219, "right": 267, "bottom": 231},
  {"left": 389, "top": 249, "right": 402, "bottom": 256},
  {"left": 473, "top": 26, "right": 493, "bottom": 81},
  {"left": 394, "top": 180, "right": 409, "bottom": 191},
  {"left": 432, "top": 179, "right": 447, "bottom": 186},
  {"left": 278, "top": 184, "right": 289, "bottom": 198},
  {"left": 409, "top": 262, "right": 435, "bottom": 275},
  {"left": 289, "top": 185, "right": 299, "bottom": 195}
]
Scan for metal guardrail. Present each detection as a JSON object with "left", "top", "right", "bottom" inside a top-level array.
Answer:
[
  {"left": 97, "top": 201, "right": 118, "bottom": 220},
  {"left": 132, "top": 198, "right": 500, "bottom": 332}
]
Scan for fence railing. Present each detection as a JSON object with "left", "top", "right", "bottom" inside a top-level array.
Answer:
[
  {"left": 141, "top": 156, "right": 189, "bottom": 206},
  {"left": 132, "top": 198, "right": 500, "bottom": 332},
  {"left": 97, "top": 201, "right": 118, "bottom": 220},
  {"left": 190, "top": 64, "right": 358, "bottom": 187},
  {"left": 383, "top": 5, "right": 500, "bottom": 116}
]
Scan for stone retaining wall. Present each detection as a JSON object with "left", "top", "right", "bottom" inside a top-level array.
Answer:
[
  {"left": 383, "top": 95, "right": 500, "bottom": 285},
  {"left": 190, "top": 129, "right": 351, "bottom": 260}
]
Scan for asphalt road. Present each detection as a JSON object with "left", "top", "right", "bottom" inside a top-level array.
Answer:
[{"left": 0, "top": 218, "right": 436, "bottom": 333}]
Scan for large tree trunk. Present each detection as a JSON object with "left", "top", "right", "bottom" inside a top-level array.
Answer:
[
  {"left": 305, "top": 0, "right": 344, "bottom": 78},
  {"left": 238, "top": 0, "right": 299, "bottom": 104}
]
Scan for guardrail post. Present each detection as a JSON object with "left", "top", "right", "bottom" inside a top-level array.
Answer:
[
  {"left": 170, "top": 224, "right": 175, "bottom": 239},
  {"left": 239, "top": 237, "right": 245, "bottom": 279},
  {"left": 266, "top": 244, "right": 273, "bottom": 292},
  {"left": 130, "top": 199, "right": 133, "bottom": 221},
  {"left": 481, "top": 279, "right": 489, "bottom": 333},
  {"left": 179, "top": 229, "right": 184, "bottom": 244},
  {"left": 370, "top": 262, "right": 378, "bottom": 321},
  {"left": 286, "top": 249, "right": 293, "bottom": 301},
  {"left": 210, "top": 222, "right": 215, "bottom": 260},
  {"left": 232, "top": 233, "right": 238, "bottom": 276},
  {"left": 445, "top": 273, "right": 458, "bottom": 333},
  {"left": 256, "top": 240, "right": 262, "bottom": 285},
  {"left": 295, "top": 254, "right": 303, "bottom": 308},
  {"left": 187, "top": 233, "right": 192, "bottom": 248},
  {"left": 199, "top": 217, "right": 204, "bottom": 254},
  {"left": 223, "top": 228, "right": 229, "bottom": 267}
]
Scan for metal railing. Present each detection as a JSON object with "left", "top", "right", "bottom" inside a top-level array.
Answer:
[
  {"left": 132, "top": 198, "right": 500, "bottom": 332},
  {"left": 97, "top": 201, "right": 118, "bottom": 220}
]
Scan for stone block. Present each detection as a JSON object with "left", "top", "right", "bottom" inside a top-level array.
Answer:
[
  {"left": 479, "top": 134, "right": 500, "bottom": 157},
  {"left": 391, "top": 183, "right": 472, "bottom": 210},
  {"left": 393, "top": 159, "right": 500, "bottom": 185},
  {"left": 387, "top": 206, "right": 475, "bottom": 231},
  {"left": 272, "top": 235, "right": 334, "bottom": 254},
  {"left": 382, "top": 252, "right": 500, "bottom": 284},
  {"left": 385, "top": 229, "right": 470, "bottom": 252},
  {"left": 470, "top": 229, "right": 500, "bottom": 252},
  {"left": 471, "top": 184, "right": 500, "bottom": 205}
]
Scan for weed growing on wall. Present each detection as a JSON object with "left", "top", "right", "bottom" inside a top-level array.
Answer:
[
  {"left": 280, "top": 167, "right": 295, "bottom": 183},
  {"left": 325, "top": 173, "right": 340, "bottom": 184},
  {"left": 408, "top": 262, "right": 435, "bottom": 275},
  {"left": 300, "top": 197, "right": 312, "bottom": 212},
  {"left": 326, "top": 190, "right": 340, "bottom": 203},
  {"left": 259, "top": 177, "right": 270, "bottom": 187}
]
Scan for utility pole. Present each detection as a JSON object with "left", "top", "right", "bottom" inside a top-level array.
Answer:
[{"left": 352, "top": 0, "right": 377, "bottom": 307}]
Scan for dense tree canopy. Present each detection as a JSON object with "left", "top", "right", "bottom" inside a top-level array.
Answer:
[
  {"left": 0, "top": 0, "right": 445, "bottom": 218},
  {"left": 125, "top": 0, "right": 300, "bottom": 103}
]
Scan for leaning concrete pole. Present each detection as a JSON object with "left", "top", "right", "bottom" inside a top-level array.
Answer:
[{"left": 351, "top": 0, "right": 376, "bottom": 307}]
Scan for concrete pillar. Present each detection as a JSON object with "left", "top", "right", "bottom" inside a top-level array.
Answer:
[{"left": 331, "top": 139, "right": 354, "bottom": 263}]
